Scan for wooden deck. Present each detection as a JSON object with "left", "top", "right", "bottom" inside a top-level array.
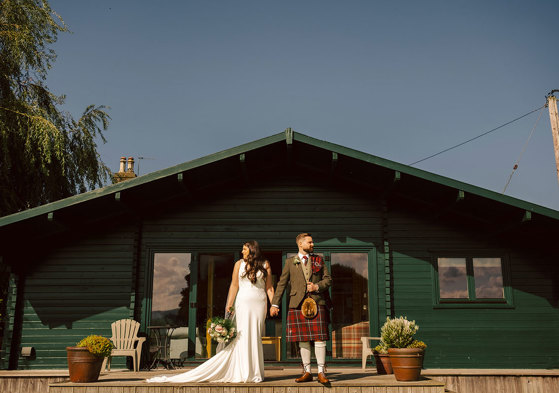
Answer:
[
  {"left": 2, "top": 367, "right": 559, "bottom": 393},
  {"left": 47, "top": 367, "right": 446, "bottom": 393}
]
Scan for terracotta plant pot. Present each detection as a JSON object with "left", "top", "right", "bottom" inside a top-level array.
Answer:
[
  {"left": 373, "top": 352, "right": 393, "bottom": 374},
  {"left": 66, "top": 347, "right": 104, "bottom": 383},
  {"left": 388, "top": 348, "right": 424, "bottom": 381}
]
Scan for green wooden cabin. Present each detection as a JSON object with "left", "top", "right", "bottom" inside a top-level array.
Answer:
[{"left": 1, "top": 129, "right": 558, "bottom": 370}]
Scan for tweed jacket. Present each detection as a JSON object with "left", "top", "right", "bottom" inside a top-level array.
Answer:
[{"left": 272, "top": 255, "right": 332, "bottom": 309}]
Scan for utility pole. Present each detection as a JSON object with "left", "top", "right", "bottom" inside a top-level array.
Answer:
[{"left": 547, "top": 90, "right": 559, "bottom": 186}]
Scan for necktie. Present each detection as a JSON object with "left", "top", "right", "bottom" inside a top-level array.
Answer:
[{"left": 303, "top": 255, "right": 308, "bottom": 265}]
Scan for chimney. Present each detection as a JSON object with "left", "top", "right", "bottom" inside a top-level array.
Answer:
[
  {"left": 113, "top": 156, "right": 137, "bottom": 183},
  {"left": 127, "top": 157, "right": 135, "bottom": 173},
  {"left": 119, "top": 156, "right": 126, "bottom": 173}
]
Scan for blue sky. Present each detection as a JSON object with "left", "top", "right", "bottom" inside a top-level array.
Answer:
[{"left": 47, "top": 1, "right": 559, "bottom": 210}]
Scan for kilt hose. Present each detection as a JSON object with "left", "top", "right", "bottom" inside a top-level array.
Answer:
[{"left": 286, "top": 305, "right": 329, "bottom": 342}]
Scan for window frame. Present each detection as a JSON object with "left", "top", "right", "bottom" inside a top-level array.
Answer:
[{"left": 431, "top": 252, "right": 514, "bottom": 309}]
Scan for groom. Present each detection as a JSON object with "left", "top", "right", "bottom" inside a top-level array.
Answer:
[{"left": 270, "top": 233, "right": 332, "bottom": 384}]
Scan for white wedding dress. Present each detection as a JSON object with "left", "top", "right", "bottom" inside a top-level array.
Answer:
[{"left": 147, "top": 260, "right": 267, "bottom": 383}]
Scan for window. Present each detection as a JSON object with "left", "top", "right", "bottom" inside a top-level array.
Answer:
[
  {"left": 434, "top": 255, "right": 512, "bottom": 307},
  {"left": 151, "top": 253, "right": 191, "bottom": 326}
]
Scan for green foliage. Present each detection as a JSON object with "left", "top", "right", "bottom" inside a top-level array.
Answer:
[
  {"left": 206, "top": 316, "right": 236, "bottom": 344},
  {"left": 76, "top": 335, "right": 114, "bottom": 358},
  {"left": 380, "top": 316, "right": 421, "bottom": 349},
  {"left": 373, "top": 343, "right": 389, "bottom": 354},
  {"left": 0, "top": 0, "right": 111, "bottom": 216},
  {"left": 408, "top": 340, "right": 427, "bottom": 349}
]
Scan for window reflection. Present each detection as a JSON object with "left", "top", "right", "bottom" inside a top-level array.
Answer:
[
  {"left": 473, "top": 258, "right": 504, "bottom": 298},
  {"left": 151, "top": 253, "right": 191, "bottom": 326},
  {"left": 331, "top": 253, "right": 368, "bottom": 359},
  {"left": 438, "top": 258, "right": 468, "bottom": 298}
]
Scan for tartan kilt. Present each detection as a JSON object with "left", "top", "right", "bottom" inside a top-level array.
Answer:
[{"left": 286, "top": 305, "right": 329, "bottom": 342}]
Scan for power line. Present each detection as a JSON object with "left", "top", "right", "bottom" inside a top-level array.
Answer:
[
  {"left": 409, "top": 105, "right": 546, "bottom": 166},
  {"left": 502, "top": 108, "right": 545, "bottom": 194}
]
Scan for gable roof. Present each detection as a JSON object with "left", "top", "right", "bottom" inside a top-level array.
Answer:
[{"left": 1, "top": 128, "right": 558, "bottom": 235}]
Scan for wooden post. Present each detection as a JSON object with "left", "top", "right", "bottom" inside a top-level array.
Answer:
[{"left": 548, "top": 95, "right": 559, "bottom": 185}]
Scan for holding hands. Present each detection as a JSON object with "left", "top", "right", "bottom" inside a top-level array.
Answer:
[
  {"left": 270, "top": 281, "right": 318, "bottom": 317},
  {"left": 306, "top": 281, "right": 318, "bottom": 293}
]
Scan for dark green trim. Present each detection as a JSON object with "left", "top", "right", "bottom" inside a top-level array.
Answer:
[
  {"left": 315, "top": 237, "right": 374, "bottom": 249},
  {"left": 0, "top": 133, "right": 286, "bottom": 226},
  {"left": 2, "top": 130, "right": 559, "bottom": 230},
  {"left": 292, "top": 132, "right": 559, "bottom": 220},
  {"left": 368, "top": 248, "right": 380, "bottom": 336},
  {"left": 187, "top": 253, "right": 198, "bottom": 360},
  {"left": 383, "top": 240, "right": 391, "bottom": 318},
  {"left": 324, "top": 251, "right": 332, "bottom": 360},
  {"left": 280, "top": 251, "right": 288, "bottom": 362},
  {"left": 142, "top": 248, "right": 156, "bottom": 332}
]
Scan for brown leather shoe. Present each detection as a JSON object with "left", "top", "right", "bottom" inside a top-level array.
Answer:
[
  {"left": 317, "top": 372, "right": 330, "bottom": 384},
  {"left": 295, "top": 372, "right": 313, "bottom": 383}
]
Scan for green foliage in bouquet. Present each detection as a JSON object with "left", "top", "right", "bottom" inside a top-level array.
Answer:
[
  {"left": 207, "top": 316, "right": 237, "bottom": 344},
  {"left": 76, "top": 335, "right": 114, "bottom": 358}
]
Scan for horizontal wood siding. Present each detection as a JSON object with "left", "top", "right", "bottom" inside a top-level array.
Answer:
[
  {"left": 386, "top": 208, "right": 559, "bottom": 368},
  {"left": 11, "top": 168, "right": 558, "bottom": 370},
  {"left": 138, "top": 175, "right": 384, "bottom": 329},
  {"left": 18, "top": 227, "right": 137, "bottom": 369},
  {"left": 0, "top": 274, "right": 16, "bottom": 369}
]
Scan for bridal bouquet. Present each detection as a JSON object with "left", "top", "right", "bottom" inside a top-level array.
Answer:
[{"left": 207, "top": 316, "right": 236, "bottom": 343}]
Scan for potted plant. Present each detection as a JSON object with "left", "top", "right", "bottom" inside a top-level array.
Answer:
[
  {"left": 372, "top": 343, "right": 393, "bottom": 374},
  {"left": 67, "top": 335, "right": 114, "bottom": 382},
  {"left": 380, "top": 316, "right": 427, "bottom": 381}
]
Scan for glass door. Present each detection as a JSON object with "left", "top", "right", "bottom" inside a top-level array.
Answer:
[
  {"left": 150, "top": 253, "right": 192, "bottom": 364},
  {"left": 330, "top": 253, "right": 369, "bottom": 359},
  {"left": 195, "top": 253, "right": 235, "bottom": 358}
]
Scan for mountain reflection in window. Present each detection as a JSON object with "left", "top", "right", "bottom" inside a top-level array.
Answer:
[
  {"left": 151, "top": 253, "right": 191, "bottom": 326},
  {"left": 438, "top": 258, "right": 468, "bottom": 298},
  {"left": 473, "top": 258, "right": 504, "bottom": 298}
]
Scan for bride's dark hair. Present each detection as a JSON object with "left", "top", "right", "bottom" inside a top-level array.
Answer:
[{"left": 242, "top": 240, "right": 268, "bottom": 284}]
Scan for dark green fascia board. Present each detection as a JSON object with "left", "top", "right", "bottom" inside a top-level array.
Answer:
[
  {"left": 292, "top": 132, "right": 559, "bottom": 221},
  {"left": 0, "top": 132, "right": 287, "bottom": 227},
  {"left": 2, "top": 129, "right": 559, "bottom": 227}
]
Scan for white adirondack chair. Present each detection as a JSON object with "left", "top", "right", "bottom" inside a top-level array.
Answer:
[
  {"left": 361, "top": 336, "right": 381, "bottom": 370},
  {"left": 103, "top": 319, "right": 146, "bottom": 372}
]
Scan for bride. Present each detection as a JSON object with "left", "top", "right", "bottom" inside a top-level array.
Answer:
[{"left": 147, "top": 240, "right": 275, "bottom": 383}]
